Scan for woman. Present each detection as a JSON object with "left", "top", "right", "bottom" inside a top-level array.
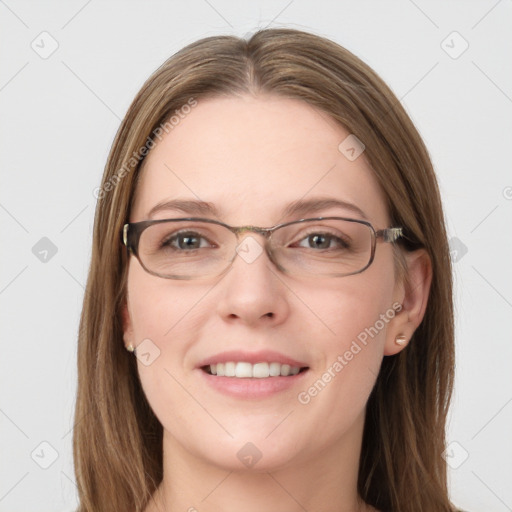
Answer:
[{"left": 74, "top": 28, "right": 456, "bottom": 511}]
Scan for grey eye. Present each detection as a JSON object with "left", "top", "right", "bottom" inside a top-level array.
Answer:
[
  {"left": 296, "top": 233, "right": 349, "bottom": 250},
  {"left": 164, "top": 231, "right": 210, "bottom": 250}
]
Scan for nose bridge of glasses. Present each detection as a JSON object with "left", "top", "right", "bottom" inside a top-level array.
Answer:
[
  {"left": 233, "top": 225, "right": 272, "bottom": 236},
  {"left": 228, "top": 225, "right": 280, "bottom": 269},
  {"left": 231, "top": 225, "right": 274, "bottom": 246}
]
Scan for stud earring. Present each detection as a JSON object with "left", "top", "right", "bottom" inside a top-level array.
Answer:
[
  {"left": 395, "top": 335, "right": 407, "bottom": 346},
  {"left": 126, "top": 343, "right": 135, "bottom": 353}
]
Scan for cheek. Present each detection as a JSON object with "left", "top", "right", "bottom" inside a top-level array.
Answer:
[
  {"left": 126, "top": 263, "right": 208, "bottom": 344},
  {"left": 310, "top": 267, "right": 397, "bottom": 356},
  {"left": 125, "top": 265, "right": 207, "bottom": 411},
  {"left": 293, "top": 272, "right": 396, "bottom": 431}
]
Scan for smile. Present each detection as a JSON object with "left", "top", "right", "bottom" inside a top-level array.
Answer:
[{"left": 202, "top": 361, "right": 308, "bottom": 378}]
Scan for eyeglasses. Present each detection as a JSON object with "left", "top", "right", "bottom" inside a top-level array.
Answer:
[{"left": 122, "top": 217, "right": 403, "bottom": 280}]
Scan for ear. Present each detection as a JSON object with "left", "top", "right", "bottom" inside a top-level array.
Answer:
[
  {"left": 384, "top": 249, "right": 432, "bottom": 356},
  {"left": 121, "top": 301, "right": 135, "bottom": 348}
]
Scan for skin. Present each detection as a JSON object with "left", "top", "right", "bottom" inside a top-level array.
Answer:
[{"left": 122, "top": 94, "right": 431, "bottom": 512}]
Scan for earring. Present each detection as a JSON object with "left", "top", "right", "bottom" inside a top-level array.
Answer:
[
  {"left": 126, "top": 343, "right": 135, "bottom": 353},
  {"left": 395, "top": 335, "right": 407, "bottom": 346}
]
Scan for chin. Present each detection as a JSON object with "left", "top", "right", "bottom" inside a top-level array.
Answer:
[
  {"left": 208, "top": 441, "right": 303, "bottom": 473},
  {"left": 172, "top": 425, "right": 306, "bottom": 473}
]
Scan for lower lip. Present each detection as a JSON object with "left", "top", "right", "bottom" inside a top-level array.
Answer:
[{"left": 198, "top": 369, "right": 309, "bottom": 399}]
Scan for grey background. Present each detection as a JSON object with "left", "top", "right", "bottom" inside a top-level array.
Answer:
[{"left": 1, "top": 1, "right": 511, "bottom": 511}]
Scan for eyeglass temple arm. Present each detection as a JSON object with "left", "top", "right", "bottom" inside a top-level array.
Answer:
[{"left": 376, "top": 227, "right": 403, "bottom": 243}]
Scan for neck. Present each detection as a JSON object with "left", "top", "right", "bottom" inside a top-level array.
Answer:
[{"left": 145, "top": 411, "right": 375, "bottom": 512}]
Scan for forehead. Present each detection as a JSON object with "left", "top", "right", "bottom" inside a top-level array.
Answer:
[{"left": 131, "top": 95, "right": 389, "bottom": 226}]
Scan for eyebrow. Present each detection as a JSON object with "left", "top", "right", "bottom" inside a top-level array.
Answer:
[
  {"left": 147, "top": 197, "right": 368, "bottom": 221},
  {"left": 282, "top": 197, "right": 367, "bottom": 220}
]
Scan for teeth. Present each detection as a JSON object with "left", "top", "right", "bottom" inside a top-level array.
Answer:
[
  {"left": 225, "top": 362, "right": 236, "bottom": 377},
  {"left": 236, "top": 362, "right": 253, "bottom": 378},
  {"left": 206, "top": 361, "right": 303, "bottom": 378},
  {"left": 252, "top": 362, "right": 269, "bottom": 378},
  {"left": 269, "top": 362, "right": 281, "bottom": 376}
]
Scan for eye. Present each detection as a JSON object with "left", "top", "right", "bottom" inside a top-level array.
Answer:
[
  {"left": 163, "top": 231, "right": 213, "bottom": 250},
  {"left": 295, "top": 232, "right": 350, "bottom": 250}
]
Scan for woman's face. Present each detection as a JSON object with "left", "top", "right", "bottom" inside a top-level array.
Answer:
[{"left": 123, "top": 94, "right": 406, "bottom": 472}]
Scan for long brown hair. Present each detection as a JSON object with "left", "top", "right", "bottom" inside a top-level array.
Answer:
[{"left": 73, "top": 28, "right": 455, "bottom": 511}]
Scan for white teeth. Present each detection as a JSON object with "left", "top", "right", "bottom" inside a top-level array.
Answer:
[
  {"left": 269, "top": 362, "right": 281, "bottom": 376},
  {"left": 280, "top": 364, "right": 291, "bottom": 376},
  {"left": 235, "top": 362, "right": 252, "bottom": 378},
  {"left": 206, "top": 361, "right": 303, "bottom": 378},
  {"left": 225, "top": 362, "right": 236, "bottom": 377},
  {"left": 252, "top": 362, "right": 269, "bottom": 378}
]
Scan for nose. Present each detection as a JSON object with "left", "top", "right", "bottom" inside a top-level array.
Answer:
[{"left": 215, "top": 234, "right": 290, "bottom": 327}]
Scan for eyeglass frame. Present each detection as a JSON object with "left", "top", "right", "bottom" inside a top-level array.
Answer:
[{"left": 121, "top": 216, "right": 403, "bottom": 280}]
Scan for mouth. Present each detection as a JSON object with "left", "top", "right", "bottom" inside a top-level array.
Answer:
[
  {"left": 201, "top": 362, "right": 309, "bottom": 378},
  {"left": 196, "top": 350, "right": 310, "bottom": 398}
]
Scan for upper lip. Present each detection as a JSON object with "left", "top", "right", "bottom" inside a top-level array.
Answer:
[{"left": 196, "top": 350, "right": 309, "bottom": 368}]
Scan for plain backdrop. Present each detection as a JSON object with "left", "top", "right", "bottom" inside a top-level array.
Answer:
[{"left": 1, "top": 1, "right": 511, "bottom": 511}]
